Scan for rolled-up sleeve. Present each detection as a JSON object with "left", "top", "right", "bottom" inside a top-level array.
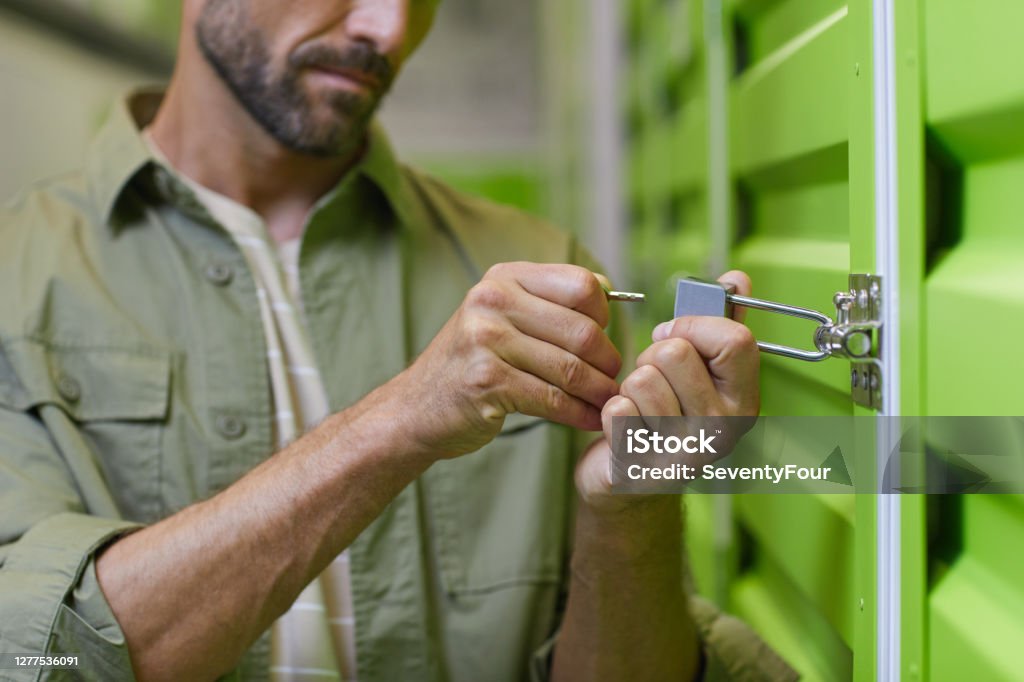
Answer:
[
  {"left": 0, "top": 514, "right": 140, "bottom": 680},
  {"left": 690, "top": 595, "right": 799, "bottom": 682},
  {"left": 0, "top": 402, "right": 140, "bottom": 681},
  {"left": 529, "top": 596, "right": 797, "bottom": 682}
]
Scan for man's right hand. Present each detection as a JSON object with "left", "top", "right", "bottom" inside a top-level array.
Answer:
[{"left": 391, "top": 262, "right": 623, "bottom": 458}]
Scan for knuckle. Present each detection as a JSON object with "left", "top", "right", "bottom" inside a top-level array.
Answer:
[
  {"left": 466, "top": 355, "right": 504, "bottom": 392},
  {"left": 572, "top": 321, "right": 603, "bottom": 355},
  {"left": 655, "top": 337, "right": 695, "bottom": 367},
  {"left": 464, "top": 316, "right": 504, "bottom": 347},
  {"left": 603, "top": 395, "right": 635, "bottom": 419},
  {"left": 545, "top": 383, "right": 569, "bottom": 413},
  {"left": 727, "top": 324, "right": 757, "bottom": 351},
  {"left": 560, "top": 354, "right": 587, "bottom": 391},
  {"left": 566, "top": 266, "right": 601, "bottom": 303},
  {"left": 484, "top": 262, "right": 511, "bottom": 280},
  {"left": 466, "top": 280, "right": 508, "bottom": 310},
  {"left": 622, "top": 364, "right": 660, "bottom": 396}
]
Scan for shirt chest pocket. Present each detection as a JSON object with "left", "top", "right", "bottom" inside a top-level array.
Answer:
[
  {"left": 1, "top": 338, "right": 171, "bottom": 522},
  {"left": 422, "top": 415, "right": 575, "bottom": 596}
]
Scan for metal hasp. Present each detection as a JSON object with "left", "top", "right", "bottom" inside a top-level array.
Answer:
[
  {"left": 673, "top": 275, "right": 883, "bottom": 408},
  {"left": 836, "top": 274, "right": 883, "bottom": 410}
]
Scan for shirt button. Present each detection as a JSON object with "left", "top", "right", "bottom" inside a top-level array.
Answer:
[
  {"left": 56, "top": 374, "right": 82, "bottom": 402},
  {"left": 215, "top": 415, "right": 247, "bottom": 440},
  {"left": 205, "top": 263, "right": 234, "bottom": 286}
]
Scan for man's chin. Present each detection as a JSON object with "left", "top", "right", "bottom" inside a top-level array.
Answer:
[{"left": 277, "top": 119, "right": 369, "bottom": 159}]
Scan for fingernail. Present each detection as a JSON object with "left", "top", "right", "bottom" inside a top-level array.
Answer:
[{"left": 652, "top": 321, "right": 672, "bottom": 341}]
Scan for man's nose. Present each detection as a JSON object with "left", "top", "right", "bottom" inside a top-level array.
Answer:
[{"left": 346, "top": 0, "right": 408, "bottom": 62}]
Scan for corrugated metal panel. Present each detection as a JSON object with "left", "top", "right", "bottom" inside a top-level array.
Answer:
[
  {"left": 625, "top": 1, "right": 865, "bottom": 678},
  {"left": 726, "top": 4, "right": 859, "bottom": 677},
  {"left": 623, "top": 0, "right": 1024, "bottom": 678},
  {"left": 920, "top": 2, "right": 1024, "bottom": 680}
]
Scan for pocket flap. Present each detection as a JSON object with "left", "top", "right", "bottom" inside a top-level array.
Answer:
[{"left": 0, "top": 338, "right": 170, "bottom": 421}]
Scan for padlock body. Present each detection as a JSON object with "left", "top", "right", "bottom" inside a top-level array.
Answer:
[{"left": 674, "top": 277, "right": 736, "bottom": 318}]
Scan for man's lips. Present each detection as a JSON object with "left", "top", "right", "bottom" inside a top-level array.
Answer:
[{"left": 309, "top": 65, "right": 381, "bottom": 91}]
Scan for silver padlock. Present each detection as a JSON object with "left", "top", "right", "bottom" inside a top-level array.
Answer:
[
  {"left": 673, "top": 277, "right": 878, "bottom": 363},
  {"left": 672, "top": 277, "right": 739, "bottom": 318}
]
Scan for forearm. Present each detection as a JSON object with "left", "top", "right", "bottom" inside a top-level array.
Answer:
[
  {"left": 552, "top": 498, "right": 699, "bottom": 682},
  {"left": 96, "top": 384, "right": 433, "bottom": 681}
]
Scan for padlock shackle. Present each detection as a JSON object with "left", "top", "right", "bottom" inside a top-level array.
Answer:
[
  {"left": 727, "top": 293, "right": 833, "bottom": 326},
  {"left": 726, "top": 293, "right": 833, "bottom": 362},
  {"left": 754, "top": 340, "right": 830, "bottom": 362}
]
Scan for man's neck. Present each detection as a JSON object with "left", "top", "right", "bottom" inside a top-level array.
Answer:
[{"left": 147, "top": 69, "right": 362, "bottom": 244}]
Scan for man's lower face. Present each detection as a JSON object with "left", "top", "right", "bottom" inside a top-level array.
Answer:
[
  {"left": 196, "top": 1, "right": 386, "bottom": 158},
  {"left": 273, "top": 67, "right": 381, "bottom": 154}
]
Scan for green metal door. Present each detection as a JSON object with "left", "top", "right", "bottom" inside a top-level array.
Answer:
[
  {"left": 727, "top": 3, "right": 861, "bottom": 679},
  {"left": 626, "top": 1, "right": 873, "bottom": 677},
  {"left": 623, "top": 0, "right": 1024, "bottom": 680},
  {"left": 896, "top": 1, "right": 1024, "bottom": 680}
]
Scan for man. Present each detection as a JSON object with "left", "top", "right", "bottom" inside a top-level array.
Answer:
[{"left": 0, "top": 1, "right": 794, "bottom": 680}]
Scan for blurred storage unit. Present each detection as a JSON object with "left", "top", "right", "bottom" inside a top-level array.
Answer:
[
  {"left": 621, "top": 0, "right": 1024, "bottom": 680},
  {"left": 0, "top": 4, "right": 168, "bottom": 203},
  {"left": 381, "top": 0, "right": 550, "bottom": 216},
  {"left": 918, "top": 2, "right": 1024, "bottom": 680}
]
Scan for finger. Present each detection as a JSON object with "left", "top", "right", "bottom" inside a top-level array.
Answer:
[
  {"left": 497, "top": 331, "right": 620, "bottom": 409},
  {"left": 503, "top": 293, "right": 622, "bottom": 378},
  {"left": 645, "top": 317, "right": 759, "bottom": 411},
  {"left": 601, "top": 394, "right": 640, "bottom": 443},
  {"left": 717, "top": 270, "right": 753, "bottom": 323},
  {"left": 636, "top": 338, "right": 723, "bottom": 416},
  {"left": 619, "top": 365, "right": 683, "bottom": 418},
  {"left": 484, "top": 262, "right": 610, "bottom": 328},
  {"left": 504, "top": 366, "right": 603, "bottom": 431}
]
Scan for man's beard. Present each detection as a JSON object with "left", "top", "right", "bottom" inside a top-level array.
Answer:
[{"left": 196, "top": 0, "right": 394, "bottom": 158}]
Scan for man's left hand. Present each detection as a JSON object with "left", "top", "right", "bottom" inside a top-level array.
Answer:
[{"left": 575, "top": 270, "right": 761, "bottom": 514}]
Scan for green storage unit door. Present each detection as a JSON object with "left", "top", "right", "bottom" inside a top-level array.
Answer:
[
  {"left": 726, "top": 2, "right": 858, "bottom": 679},
  {"left": 626, "top": 1, "right": 870, "bottom": 679},
  {"left": 915, "top": 1, "right": 1024, "bottom": 680},
  {"left": 624, "top": 0, "right": 1024, "bottom": 679}
]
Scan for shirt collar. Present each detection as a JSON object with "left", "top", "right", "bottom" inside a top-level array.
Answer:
[
  {"left": 358, "top": 121, "right": 414, "bottom": 226},
  {"left": 87, "top": 89, "right": 161, "bottom": 226},
  {"left": 88, "top": 88, "right": 413, "bottom": 228}
]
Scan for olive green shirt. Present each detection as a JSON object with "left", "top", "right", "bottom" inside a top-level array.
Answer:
[{"left": 0, "top": 92, "right": 795, "bottom": 682}]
